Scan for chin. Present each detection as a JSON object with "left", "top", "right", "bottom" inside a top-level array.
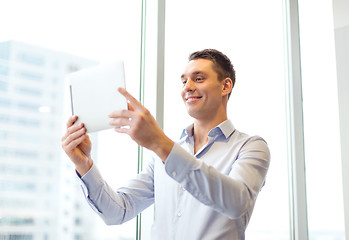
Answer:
[{"left": 186, "top": 109, "right": 202, "bottom": 119}]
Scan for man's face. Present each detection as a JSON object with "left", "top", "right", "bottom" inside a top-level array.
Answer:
[{"left": 180, "top": 59, "right": 225, "bottom": 120}]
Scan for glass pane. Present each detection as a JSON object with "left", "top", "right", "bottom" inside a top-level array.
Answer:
[
  {"left": 298, "top": 0, "right": 346, "bottom": 239},
  {"left": 0, "top": 1, "right": 142, "bottom": 239},
  {"left": 164, "top": 0, "right": 289, "bottom": 239}
]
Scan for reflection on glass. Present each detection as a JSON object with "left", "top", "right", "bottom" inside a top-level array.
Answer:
[
  {"left": 164, "top": 0, "right": 289, "bottom": 239},
  {"left": 0, "top": 1, "right": 142, "bottom": 239}
]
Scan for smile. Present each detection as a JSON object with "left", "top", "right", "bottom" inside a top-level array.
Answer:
[{"left": 185, "top": 96, "right": 202, "bottom": 103}]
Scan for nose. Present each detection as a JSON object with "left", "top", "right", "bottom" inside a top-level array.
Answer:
[{"left": 183, "top": 78, "right": 195, "bottom": 91}]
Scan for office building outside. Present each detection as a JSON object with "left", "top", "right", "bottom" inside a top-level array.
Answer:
[{"left": 0, "top": 40, "right": 99, "bottom": 240}]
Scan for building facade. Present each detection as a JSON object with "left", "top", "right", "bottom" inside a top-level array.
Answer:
[{"left": 0, "top": 40, "right": 98, "bottom": 240}]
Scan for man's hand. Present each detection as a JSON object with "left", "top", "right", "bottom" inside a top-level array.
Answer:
[
  {"left": 109, "top": 88, "right": 174, "bottom": 162},
  {"left": 61, "top": 115, "right": 93, "bottom": 175}
]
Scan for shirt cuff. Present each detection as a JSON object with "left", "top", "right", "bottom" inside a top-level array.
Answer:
[
  {"left": 75, "top": 163, "right": 104, "bottom": 213},
  {"left": 81, "top": 164, "right": 105, "bottom": 192},
  {"left": 164, "top": 142, "right": 201, "bottom": 183},
  {"left": 75, "top": 164, "right": 102, "bottom": 197}
]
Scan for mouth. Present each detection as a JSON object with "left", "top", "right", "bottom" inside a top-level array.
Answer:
[{"left": 185, "top": 96, "right": 202, "bottom": 103}]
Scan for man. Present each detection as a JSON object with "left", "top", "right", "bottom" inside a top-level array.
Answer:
[{"left": 61, "top": 49, "right": 270, "bottom": 240}]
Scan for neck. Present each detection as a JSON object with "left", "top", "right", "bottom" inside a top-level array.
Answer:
[{"left": 192, "top": 113, "right": 228, "bottom": 153}]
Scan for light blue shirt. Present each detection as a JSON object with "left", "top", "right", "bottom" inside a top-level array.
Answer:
[{"left": 79, "top": 120, "right": 270, "bottom": 240}]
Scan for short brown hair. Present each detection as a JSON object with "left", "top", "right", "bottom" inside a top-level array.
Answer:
[{"left": 189, "top": 49, "right": 235, "bottom": 98}]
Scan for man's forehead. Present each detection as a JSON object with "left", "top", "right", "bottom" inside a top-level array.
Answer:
[{"left": 182, "top": 59, "right": 214, "bottom": 76}]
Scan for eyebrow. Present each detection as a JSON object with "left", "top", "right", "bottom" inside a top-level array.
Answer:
[{"left": 181, "top": 71, "right": 206, "bottom": 80}]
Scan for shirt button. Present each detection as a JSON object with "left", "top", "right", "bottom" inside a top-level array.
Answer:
[
  {"left": 172, "top": 171, "right": 177, "bottom": 177},
  {"left": 177, "top": 212, "right": 182, "bottom": 217},
  {"left": 194, "top": 192, "right": 198, "bottom": 197}
]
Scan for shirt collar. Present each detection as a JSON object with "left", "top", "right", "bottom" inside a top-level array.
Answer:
[{"left": 180, "top": 119, "right": 235, "bottom": 140}]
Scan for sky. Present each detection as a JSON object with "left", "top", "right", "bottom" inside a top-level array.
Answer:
[{"left": 0, "top": 0, "right": 140, "bottom": 62}]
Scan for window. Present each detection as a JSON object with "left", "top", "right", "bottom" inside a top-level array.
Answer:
[
  {"left": 0, "top": 64, "right": 8, "bottom": 75},
  {"left": 0, "top": 41, "right": 10, "bottom": 60},
  {"left": 164, "top": 1, "right": 289, "bottom": 239},
  {"left": 0, "top": 234, "right": 33, "bottom": 240},
  {"left": 1, "top": 0, "right": 347, "bottom": 239},
  {"left": 0, "top": 98, "right": 11, "bottom": 107},
  {"left": 17, "top": 102, "right": 41, "bottom": 111},
  {"left": 15, "top": 86, "right": 42, "bottom": 97},
  {"left": 17, "top": 52, "right": 45, "bottom": 66},
  {"left": 0, "top": 1, "right": 143, "bottom": 240},
  {"left": 17, "top": 71, "right": 43, "bottom": 81},
  {"left": 0, "top": 80, "right": 7, "bottom": 91},
  {"left": 298, "top": 0, "right": 345, "bottom": 239}
]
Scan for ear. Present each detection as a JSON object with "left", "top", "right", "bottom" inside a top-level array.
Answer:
[{"left": 221, "top": 78, "right": 233, "bottom": 97}]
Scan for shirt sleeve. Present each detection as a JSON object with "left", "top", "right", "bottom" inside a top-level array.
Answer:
[
  {"left": 78, "top": 159, "right": 155, "bottom": 225},
  {"left": 164, "top": 136, "right": 270, "bottom": 219}
]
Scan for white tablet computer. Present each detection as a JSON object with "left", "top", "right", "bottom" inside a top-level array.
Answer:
[{"left": 67, "top": 60, "right": 127, "bottom": 133}]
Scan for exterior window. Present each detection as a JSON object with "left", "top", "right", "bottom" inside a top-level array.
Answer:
[
  {"left": 0, "top": 81, "right": 7, "bottom": 91},
  {"left": 0, "top": 234, "right": 33, "bottom": 240},
  {"left": 13, "top": 149, "right": 38, "bottom": 159},
  {"left": 0, "top": 217, "right": 34, "bottom": 226},
  {"left": 15, "top": 86, "right": 42, "bottom": 96},
  {"left": 17, "top": 52, "right": 45, "bottom": 66},
  {"left": 17, "top": 102, "right": 40, "bottom": 111},
  {"left": 18, "top": 71, "right": 43, "bottom": 81},
  {"left": 14, "top": 132, "right": 41, "bottom": 143},
  {"left": 0, "top": 81, "right": 8, "bottom": 92},
  {"left": 0, "top": 181, "right": 36, "bottom": 191},
  {"left": 0, "top": 64, "right": 8, "bottom": 75},
  {"left": 15, "top": 117, "right": 40, "bottom": 127},
  {"left": 0, "top": 41, "right": 10, "bottom": 60},
  {"left": 0, "top": 98, "right": 11, "bottom": 107},
  {"left": 0, "top": 131, "right": 7, "bottom": 140}
]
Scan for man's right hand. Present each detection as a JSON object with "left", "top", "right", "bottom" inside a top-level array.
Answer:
[{"left": 61, "top": 115, "right": 93, "bottom": 176}]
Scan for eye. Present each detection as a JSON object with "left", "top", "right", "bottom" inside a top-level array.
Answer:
[{"left": 195, "top": 75, "right": 205, "bottom": 82}]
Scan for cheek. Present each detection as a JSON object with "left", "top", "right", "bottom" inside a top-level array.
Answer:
[{"left": 180, "top": 89, "right": 185, "bottom": 100}]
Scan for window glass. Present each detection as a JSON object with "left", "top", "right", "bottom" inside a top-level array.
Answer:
[
  {"left": 164, "top": 0, "right": 290, "bottom": 239},
  {"left": 298, "top": 0, "right": 345, "bottom": 239},
  {"left": 0, "top": 1, "right": 142, "bottom": 239}
]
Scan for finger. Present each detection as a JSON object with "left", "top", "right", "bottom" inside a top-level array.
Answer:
[
  {"left": 65, "top": 133, "right": 86, "bottom": 152},
  {"left": 109, "top": 117, "right": 131, "bottom": 127},
  {"left": 118, "top": 88, "right": 144, "bottom": 111},
  {"left": 64, "top": 126, "right": 85, "bottom": 145},
  {"left": 66, "top": 115, "right": 78, "bottom": 128},
  {"left": 62, "top": 122, "right": 84, "bottom": 142},
  {"left": 84, "top": 134, "right": 90, "bottom": 142},
  {"left": 63, "top": 127, "right": 86, "bottom": 149},
  {"left": 114, "top": 126, "right": 130, "bottom": 135},
  {"left": 109, "top": 109, "right": 135, "bottom": 119}
]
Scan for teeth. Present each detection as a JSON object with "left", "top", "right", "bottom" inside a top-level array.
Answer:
[{"left": 186, "top": 96, "right": 201, "bottom": 101}]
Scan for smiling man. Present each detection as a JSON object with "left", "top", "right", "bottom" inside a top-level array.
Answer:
[{"left": 61, "top": 49, "right": 270, "bottom": 240}]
